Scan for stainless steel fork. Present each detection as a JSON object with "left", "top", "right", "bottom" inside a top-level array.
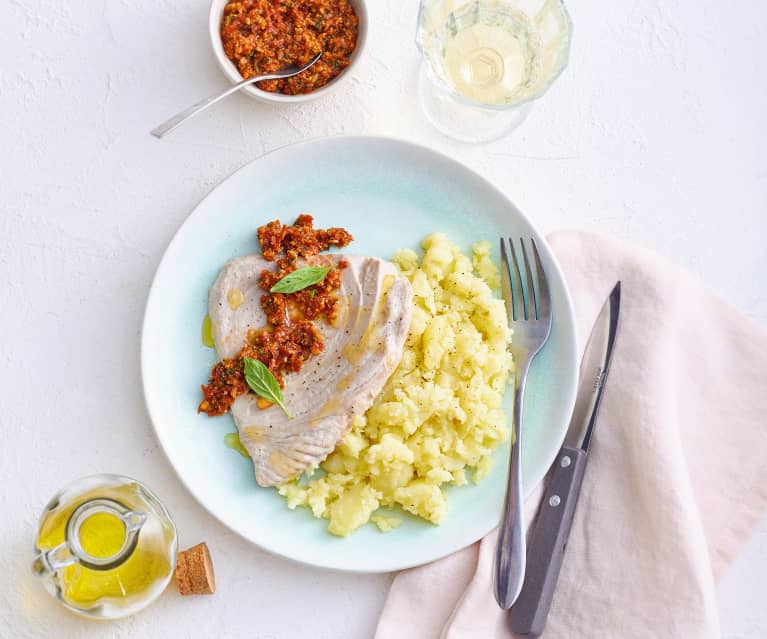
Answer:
[{"left": 493, "top": 237, "right": 553, "bottom": 610}]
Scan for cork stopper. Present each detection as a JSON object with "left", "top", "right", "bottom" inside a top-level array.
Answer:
[{"left": 175, "top": 542, "right": 215, "bottom": 595}]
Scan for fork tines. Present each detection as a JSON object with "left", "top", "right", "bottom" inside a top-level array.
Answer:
[{"left": 500, "top": 238, "right": 551, "bottom": 322}]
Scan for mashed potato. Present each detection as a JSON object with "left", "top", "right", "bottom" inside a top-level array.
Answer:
[{"left": 277, "top": 234, "right": 514, "bottom": 536}]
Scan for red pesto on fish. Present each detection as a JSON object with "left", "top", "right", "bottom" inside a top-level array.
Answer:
[{"left": 199, "top": 215, "right": 353, "bottom": 417}]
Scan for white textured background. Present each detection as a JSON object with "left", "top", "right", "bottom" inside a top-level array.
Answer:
[{"left": 1, "top": 0, "right": 765, "bottom": 637}]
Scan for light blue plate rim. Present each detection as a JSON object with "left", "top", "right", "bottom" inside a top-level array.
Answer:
[{"left": 141, "top": 135, "right": 578, "bottom": 573}]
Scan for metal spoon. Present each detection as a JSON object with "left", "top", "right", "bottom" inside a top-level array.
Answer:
[{"left": 150, "top": 51, "right": 323, "bottom": 138}]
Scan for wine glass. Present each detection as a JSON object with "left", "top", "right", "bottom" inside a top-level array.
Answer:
[{"left": 416, "top": 0, "right": 572, "bottom": 143}]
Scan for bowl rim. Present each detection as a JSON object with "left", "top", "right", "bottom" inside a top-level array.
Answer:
[{"left": 208, "top": 0, "right": 368, "bottom": 103}]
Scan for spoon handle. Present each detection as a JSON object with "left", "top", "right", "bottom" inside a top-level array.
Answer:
[
  {"left": 150, "top": 76, "right": 256, "bottom": 139},
  {"left": 151, "top": 52, "right": 322, "bottom": 138}
]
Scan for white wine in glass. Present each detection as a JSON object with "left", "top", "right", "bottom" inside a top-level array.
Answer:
[{"left": 417, "top": 0, "right": 572, "bottom": 142}]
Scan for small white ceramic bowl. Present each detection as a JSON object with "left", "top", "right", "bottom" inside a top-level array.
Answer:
[{"left": 209, "top": 0, "right": 368, "bottom": 104}]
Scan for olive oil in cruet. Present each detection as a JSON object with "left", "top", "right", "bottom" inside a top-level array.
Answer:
[{"left": 32, "top": 474, "right": 177, "bottom": 619}]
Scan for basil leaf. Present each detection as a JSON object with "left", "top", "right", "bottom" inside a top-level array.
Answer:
[
  {"left": 243, "top": 357, "right": 292, "bottom": 419},
  {"left": 270, "top": 266, "right": 331, "bottom": 294}
]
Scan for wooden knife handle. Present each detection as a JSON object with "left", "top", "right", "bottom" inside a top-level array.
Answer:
[{"left": 510, "top": 446, "right": 588, "bottom": 637}]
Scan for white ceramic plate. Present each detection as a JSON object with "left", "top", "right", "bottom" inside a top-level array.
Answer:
[{"left": 142, "top": 136, "right": 578, "bottom": 573}]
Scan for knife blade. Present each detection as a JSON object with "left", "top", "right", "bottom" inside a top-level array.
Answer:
[{"left": 510, "top": 282, "right": 621, "bottom": 637}]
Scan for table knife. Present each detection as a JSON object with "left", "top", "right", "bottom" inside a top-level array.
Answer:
[{"left": 510, "top": 281, "right": 621, "bottom": 637}]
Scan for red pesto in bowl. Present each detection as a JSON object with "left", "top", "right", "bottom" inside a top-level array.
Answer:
[{"left": 220, "top": 0, "right": 358, "bottom": 95}]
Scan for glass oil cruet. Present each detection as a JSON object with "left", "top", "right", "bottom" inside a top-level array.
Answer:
[{"left": 32, "top": 474, "right": 178, "bottom": 619}]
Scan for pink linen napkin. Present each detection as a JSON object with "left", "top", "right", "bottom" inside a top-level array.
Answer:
[{"left": 376, "top": 231, "right": 767, "bottom": 639}]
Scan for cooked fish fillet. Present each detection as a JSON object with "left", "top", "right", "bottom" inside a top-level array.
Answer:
[{"left": 209, "top": 254, "right": 413, "bottom": 487}]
